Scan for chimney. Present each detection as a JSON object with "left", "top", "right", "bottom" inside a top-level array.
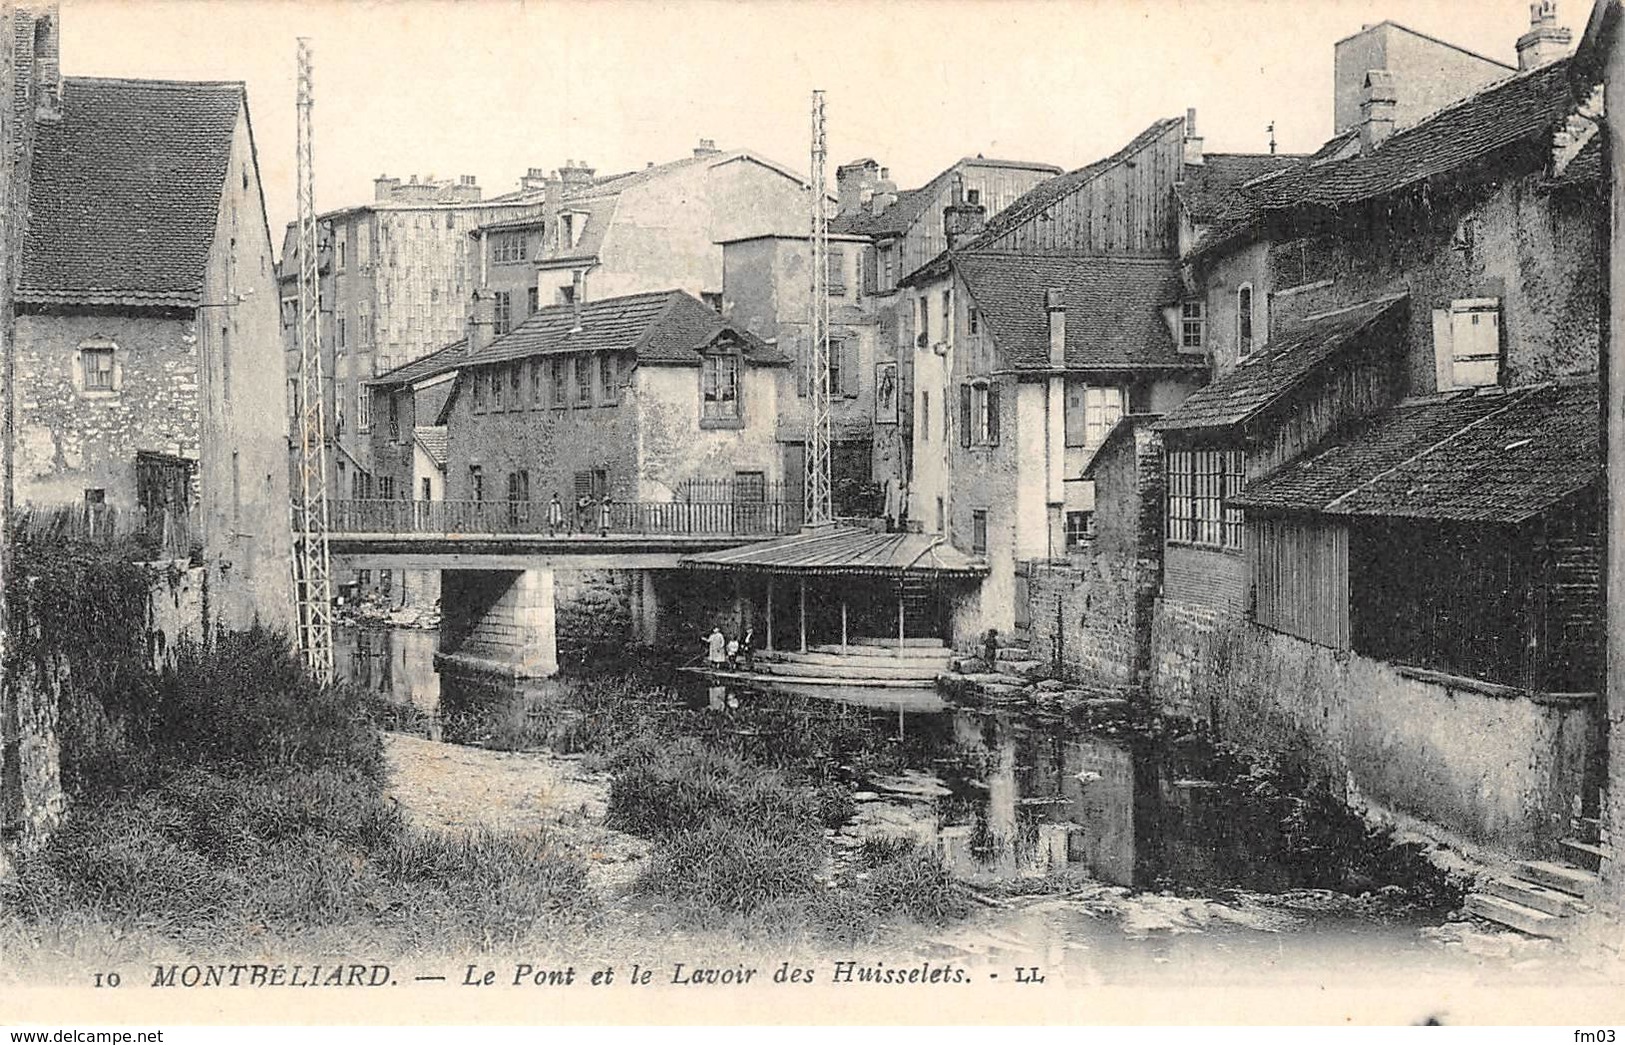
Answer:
[
  {"left": 558, "top": 159, "right": 596, "bottom": 194},
  {"left": 449, "top": 174, "right": 481, "bottom": 202},
  {"left": 1359, "top": 70, "right": 1398, "bottom": 151},
  {"left": 570, "top": 270, "right": 587, "bottom": 332},
  {"left": 374, "top": 174, "right": 402, "bottom": 201},
  {"left": 943, "top": 178, "right": 986, "bottom": 248},
  {"left": 1517, "top": 1, "right": 1572, "bottom": 71},
  {"left": 541, "top": 171, "right": 563, "bottom": 253},
  {"left": 836, "top": 158, "right": 882, "bottom": 216},
  {"left": 29, "top": 6, "right": 62, "bottom": 124},
  {"left": 1183, "top": 107, "right": 1204, "bottom": 166},
  {"left": 871, "top": 167, "right": 899, "bottom": 215},
  {"left": 467, "top": 288, "right": 497, "bottom": 357},
  {"left": 693, "top": 137, "right": 721, "bottom": 157},
  {"left": 1046, "top": 288, "right": 1066, "bottom": 367},
  {"left": 520, "top": 166, "right": 549, "bottom": 193}
]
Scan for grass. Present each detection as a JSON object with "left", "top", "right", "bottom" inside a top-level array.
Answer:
[{"left": 2, "top": 627, "right": 595, "bottom": 965}]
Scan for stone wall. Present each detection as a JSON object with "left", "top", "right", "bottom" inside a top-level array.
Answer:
[
  {"left": 1149, "top": 597, "right": 1602, "bottom": 857},
  {"left": 553, "top": 568, "right": 634, "bottom": 655},
  {"left": 1021, "top": 559, "right": 1137, "bottom": 689}
]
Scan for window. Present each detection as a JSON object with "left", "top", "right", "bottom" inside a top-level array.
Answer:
[
  {"left": 472, "top": 369, "right": 488, "bottom": 412},
  {"left": 701, "top": 291, "right": 723, "bottom": 313},
  {"left": 827, "top": 337, "right": 858, "bottom": 398},
  {"left": 827, "top": 248, "right": 846, "bottom": 295},
  {"left": 527, "top": 286, "right": 539, "bottom": 315},
  {"left": 1447, "top": 298, "right": 1501, "bottom": 388},
  {"left": 959, "top": 384, "right": 972, "bottom": 448},
  {"left": 917, "top": 296, "right": 930, "bottom": 345},
  {"left": 702, "top": 350, "right": 741, "bottom": 421},
  {"left": 421, "top": 477, "right": 432, "bottom": 500},
  {"left": 336, "top": 233, "right": 347, "bottom": 271},
  {"left": 599, "top": 353, "right": 619, "bottom": 405},
  {"left": 386, "top": 394, "right": 400, "bottom": 441},
  {"left": 882, "top": 247, "right": 895, "bottom": 291},
  {"left": 966, "top": 188, "right": 981, "bottom": 206},
  {"left": 1167, "top": 447, "right": 1245, "bottom": 549},
  {"left": 551, "top": 358, "right": 568, "bottom": 407},
  {"left": 936, "top": 496, "right": 945, "bottom": 534},
  {"left": 1084, "top": 386, "right": 1125, "bottom": 448},
  {"left": 492, "top": 231, "right": 528, "bottom": 264},
  {"left": 968, "top": 306, "right": 980, "bottom": 336},
  {"left": 971, "top": 510, "right": 988, "bottom": 555},
  {"left": 574, "top": 355, "right": 594, "bottom": 407},
  {"left": 358, "top": 387, "right": 373, "bottom": 432},
  {"left": 356, "top": 568, "right": 372, "bottom": 587},
  {"left": 469, "top": 465, "right": 484, "bottom": 502},
  {"left": 379, "top": 476, "right": 396, "bottom": 500},
  {"left": 555, "top": 283, "right": 576, "bottom": 306},
  {"left": 506, "top": 469, "right": 530, "bottom": 524},
  {"left": 81, "top": 341, "right": 115, "bottom": 391},
  {"left": 530, "top": 359, "right": 545, "bottom": 406},
  {"left": 960, "top": 382, "right": 1000, "bottom": 446},
  {"left": 575, "top": 469, "right": 607, "bottom": 503},
  {"left": 509, "top": 364, "right": 522, "bottom": 411},
  {"left": 336, "top": 316, "right": 347, "bottom": 352},
  {"left": 1181, "top": 300, "right": 1205, "bottom": 350},
  {"left": 733, "top": 470, "right": 766, "bottom": 502},
  {"left": 1065, "top": 511, "right": 1093, "bottom": 550},
  {"left": 221, "top": 326, "right": 232, "bottom": 400},
  {"left": 494, "top": 291, "right": 513, "bottom": 336},
  {"left": 920, "top": 390, "right": 931, "bottom": 442},
  {"left": 941, "top": 288, "right": 952, "bottom": 343},
  {"left": 84, "top": 488, "right": 106, "bottom": 505},
  {"left": 1237, "top": 284, "right": 1254, "bottom": 358}
]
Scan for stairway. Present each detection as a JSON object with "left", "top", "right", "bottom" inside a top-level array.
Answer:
[{"left": 1464, "top": 816, "right": 1609, "bottom": 939}]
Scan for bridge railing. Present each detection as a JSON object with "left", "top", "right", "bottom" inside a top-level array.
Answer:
[{"left": 328, "top": 498, "right": 799, "bottom": 537}]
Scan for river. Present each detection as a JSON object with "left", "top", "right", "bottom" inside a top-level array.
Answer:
[{"left": 336, "top": 624, "right": 1577, "bottom": 1005}]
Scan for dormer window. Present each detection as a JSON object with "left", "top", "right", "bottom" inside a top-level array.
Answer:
[
  {"left": 701, "top": 343, "right": 742, "bottom": 426},
  {"left": 1237, "top": 284, "right": 1255, "bottom": 358},
  {"left": 1180, "top": 300, "right": 1205, "bottom": 350},
  {"left": 559, "top": 212, "right": 585, "bottom": 250}
]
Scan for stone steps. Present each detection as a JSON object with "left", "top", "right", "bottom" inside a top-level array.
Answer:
[
  {"left": 1464, "top": 893, "right": 1566, "bottom": 938},
  {"left": 753, "top": 658, "right": 943, "bottom": 681},
  {"left": 1463, "top": 848, "right": 1606, "bottom": 938},
  {"left": 1570, "top": 816, "right": 1605, "bottom": 845},
  {"left": 1558, "top": 839, "right": 1610, "bottom": 873},
  {"left": 1520, "top": 859, "right": 1602, "bottom": 899},
  {"left": 1483, "top": 875, "right": 1590, "bottom": 917}
]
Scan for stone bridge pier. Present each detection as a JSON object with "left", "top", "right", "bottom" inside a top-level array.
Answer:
[{"left": 434, "top": 568, "right": 560, "bottom": 681}]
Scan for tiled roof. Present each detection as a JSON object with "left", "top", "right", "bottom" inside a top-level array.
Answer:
[
  {"left": 1175, "top": 153, "right": 1309, "bottom": 224},
  {"left": 18, "top": 77, "right": 245, "bottom": 307},
  {"left": 829, "top": 156, "right": 1061, "bottom": 240},
  {"left": 960, "top": 119, "right": 1183, "bottom": 251},
  {"left": 1195, "top": 59, "right": 1579, "bottom": 260},
  {"left": 1235, "top": 383, "right": 1599, "bottom": 524},
  {"left": 1080, "top": 413, "right": 1162, "bottom": 481},
  {"left": 1552, "top": 132, "right": 1604, "bottom": 189},
  {"left": 368, "top": 340, "right": 470, "bottom": 389},
  {"left": 414, "top": 426, "right": 449, "bottom": 469},
  {"left": 954, "top": 252, "right": 1199, "bottom": 372},
  {"left": 681, "top": 524, "right": 986, "bottom": 577},
  {"left": 469, "top": 290, "right": 785, "bottom": 369},
  {"left": 1155, "top": 295, "right": 1408, "bottom": 432}
]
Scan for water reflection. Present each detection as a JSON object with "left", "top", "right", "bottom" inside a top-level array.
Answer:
[{"left": 336, "top": 625, "right": 441, "bottom": 713}]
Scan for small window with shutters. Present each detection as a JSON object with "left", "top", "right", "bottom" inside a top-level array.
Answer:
[
  {"left": 971, "top": 510, "right": 988, "bottom": 555},
  {"left": 861, "top": 245, "right": 878, "bottom": 297},
  {"left": 827, "top": 247, "right": 846, "bottom": 296},
  {"left": 959, "top": 384, "right": 973, "bottom": 448}
]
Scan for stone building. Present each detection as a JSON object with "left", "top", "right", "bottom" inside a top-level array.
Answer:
[
  {"left": 1149, "top": 14, "right": 1607, "bottom": 860},
  {"left": 12, "top": 72, "right": 293, "bottom": 632},
  {"left": 276, "top": 174, "right": 547, "bottom": 499}
]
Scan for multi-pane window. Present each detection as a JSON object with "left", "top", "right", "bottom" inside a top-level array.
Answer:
[
  {"left": 574, "top": 355, "right": 594, "bottom": 406},
  {"left": 1167, "top": 447, "right": 1245, "bottom": 548},
  {"left": 551, "top": 358, "right": 568, "bottom": 407},
  {"left": 599, "top": 353, "right": 619, "bottom": 405},
  {"left": 527, "top": 286, "right": 540, "bottom": 315},
  {"left": 469, "top": 465, "right": 484, "bottom": 502},
  {"left": 378, "top": 476, "right": 396, "bottom": 500},
  {"left": 509, "top": 364, "right": 522, "bottom": 411},
  {"left": 1084, "top": 386, "right": 1125, "bottom": 447},
  {"left": 492, "top": 232, "right": 528, "bottom": 264},
  {"left": 472, "top": 369, "right": 488, "bottom": 412},
  {"left": 827, "top": 248, "right": 846, "bottom": 296},
  {"left": 494, "top": 291, "right": 513, "bottom": 336},
  {"left": 702, "top": 351, "right": 741, "bottom": 420},
  {"left": 387, "top": 392, "right": 400, "bottom": 440},
  {"left": 1181, "top": 300, "right": 1205, "bottom": 349},
  {"left": 968, "top": 306, "right": 979, "bottom": 336},
  {"left": 1065, "top": 511, "right": 1093, "bottom": 550},
  {"left": 81, "top": 342, "right": 115, "bottom": 391},
  {"left": 971, "top": 509, "right": 988, "bottom": 555},
  {"left": 358, "top": 387, "right": 373, "bottom": 432},
  {"left": 530, "top": 359, "right": 545, "bottom": 406},
  {"left": 1237, "top": 284, "right": 1255, "bottom": 358},
  {"left": 958, "top": 383, "right": 1000, "bottom": 447}
]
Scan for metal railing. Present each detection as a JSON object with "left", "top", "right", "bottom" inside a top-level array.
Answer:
[{"left": 329, "top": 497, "right": 799, "bottom": 537}]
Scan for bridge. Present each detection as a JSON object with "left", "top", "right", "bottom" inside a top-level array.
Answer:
[{"left": 325, "top": 497, "right": 800, "bottom": 683}]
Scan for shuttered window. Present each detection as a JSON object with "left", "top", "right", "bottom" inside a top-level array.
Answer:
[{"left": 959, "top": 384, "right": 973, "bottom": 448}]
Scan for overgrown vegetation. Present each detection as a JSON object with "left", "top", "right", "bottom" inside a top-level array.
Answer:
[{"left": 3, "top": 538, "right": 594, "bottom": 961}]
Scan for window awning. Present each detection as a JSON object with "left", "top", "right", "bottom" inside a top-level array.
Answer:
[{"left": 680, "top": 524, "right": 987, "bottom": 577}]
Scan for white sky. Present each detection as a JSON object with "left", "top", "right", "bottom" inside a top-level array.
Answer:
[{"left": 59, "top": 0, "right": 1546, "bottom": 238}]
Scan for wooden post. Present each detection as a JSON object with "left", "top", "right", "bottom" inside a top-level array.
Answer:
[
  {"left": 897, "top": 583, "right": 905, "bottom": 659},
  {"left": 841, "top": 598, "right": 849, "bottom": 654},
  {"left": 799, "top": 576, "right": 807, "bottom": 653},
  {"left": 766, "top": 575, "right": 775, "bottom": 652}
]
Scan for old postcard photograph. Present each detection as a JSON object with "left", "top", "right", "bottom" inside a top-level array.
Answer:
[{"left": 2, "top": 0, "right": 1625, "bottom": 1033}]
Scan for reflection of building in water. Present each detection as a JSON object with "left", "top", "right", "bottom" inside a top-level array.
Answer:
[{"left": 1062, "top": 738, "right": 1135, "bottom": 886}]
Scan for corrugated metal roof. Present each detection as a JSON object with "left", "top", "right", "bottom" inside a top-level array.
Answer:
[{"left": 681, "top": 524, "right": 987, "bottom": 576}]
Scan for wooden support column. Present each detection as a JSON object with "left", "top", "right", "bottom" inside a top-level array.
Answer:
[
  {"left": 799, "top": 576, "right": 807, "bottom": 653},
  {"left": 766, "top": 575, "right": 775, "bottom": 652},
  {"left": 897, "top": 583, "right": 905, "bottom": 659},
  {"left": 841, "top": 598, "right": 849, "bottom": 654}
]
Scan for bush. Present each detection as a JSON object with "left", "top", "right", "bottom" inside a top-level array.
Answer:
[{"left": 640, "top": 820, "right": 821, "bottom": 913}]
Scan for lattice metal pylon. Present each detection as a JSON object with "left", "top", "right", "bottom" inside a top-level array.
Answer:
[
  {"left": 803, "top": 89, "right": 833, "bottom": 527},
  {"left": 292, "top": 37, "right": 334, "bottom": 682}
]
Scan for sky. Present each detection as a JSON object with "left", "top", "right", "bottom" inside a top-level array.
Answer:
[{"left": 59, "top": 0, "right": 1548, "bottom": 237}]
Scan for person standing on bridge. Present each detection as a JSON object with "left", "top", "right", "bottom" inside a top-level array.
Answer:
[
  {"left": 598, "top": 493, "right": 613, "bottom": 537},
  {"left": 705, "top": 626, "right": 727, "bottom": 670},
  {"left": 575, "top": 492, "right": 594, "bottom": 534},
  {"left": 547, "top": 492, "right": 564, "bottom": 536}
]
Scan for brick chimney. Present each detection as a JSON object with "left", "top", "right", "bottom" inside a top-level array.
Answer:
[
  {"left": 449, "top": 174, "right": 481, "bottom": 202},
  {"left": 1183, "top": 107, "right": 1204, "bottom": 166},
  {"left": 870, "top": 167, "right": 899, "bottom": 214},
  {"left": 943, "top": 178, "right": 986, "bottom": 248},
  {"left": 1359, "top": 70, "right": 1398, "bottom": 151},
  {"left": 520, "top": 166, "right": 549, "bottom": 193},
  {"left": 467, "top": 288, "right": 497, "bottom": 357},
  {"left": 558, "top": 159, "right": 596, "bottom": 194},
  {"left": 1517, "top": 1, "right": 1572, "bottom": 71},
  {"left": 1046, "top": 288, "right": 1066, "bottom": 366},
  {"left": 836, "top": 159, "right": 882, "bottom": 216},
  {"left": 693, "top": 138, "right": 721, "bottom": 157},
  {"left": 373, "top": 174, "right": 402, "bottom": 201}
]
